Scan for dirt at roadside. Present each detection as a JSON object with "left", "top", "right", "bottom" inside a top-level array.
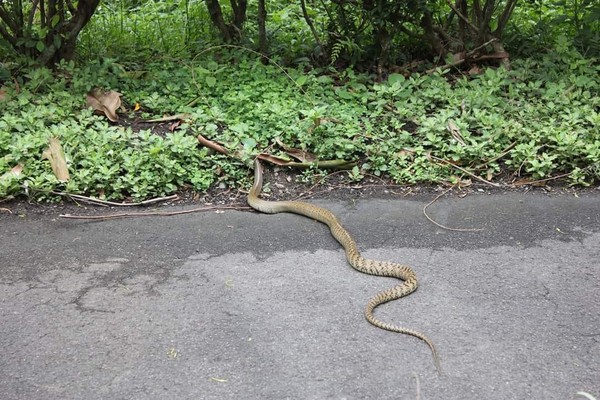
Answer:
[{"left": 0, "top": 162, "right": 591, "bottom": 220}]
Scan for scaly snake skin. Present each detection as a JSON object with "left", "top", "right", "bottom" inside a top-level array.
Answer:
[{"left": 248, "top": 159, "right": 440, "bottom": 372}]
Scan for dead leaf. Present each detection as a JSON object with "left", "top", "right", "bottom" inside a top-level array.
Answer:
[
  {"left": 11, "top": 163, "right": 22, "bottom": 176},
  {"left": 42, "top": 138, "right": 70, "bottom": 182},
  {"left": 86, "top": 89, "right": 122, "bottom": 121},
  {"left": 169, "top": 120, "right": 181, "bottom": 132},
  {"left": 446, "top": 120, "right": 466, "bottom": 145},
  {"left": 0, "top": 163, "right": 23, "bottom": 182},
  {"left": 0, "top": 87, "right": 6, "bottom": 102},
  {"left": 512, "top": 178, "right": 546, "bottom": 187},
  {"left": 396, "top": 149, "right": 414, "bottom": 159},
  {"left": 451, "top": 51, "right": 466, "bottom": 64},
  {"left": 274, "top": 138, "right": 318, "bottom": 163},
  {"left": 256, "top": 153, "right": 295, "bottom": 166},
  {"left": 452, "top": 176, "right": 472, "bottom": 188},
  {"left": 468, "top": 65, "right": 482, "bottom": 75}
]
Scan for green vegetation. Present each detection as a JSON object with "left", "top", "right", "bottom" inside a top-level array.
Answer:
[{"left": 0, "top": 1, "right": 599, "bottom": 201}]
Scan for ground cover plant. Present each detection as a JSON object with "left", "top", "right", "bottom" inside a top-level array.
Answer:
[
  {"left": 1, "top": 43, "right": 598, "bottom": 201},
  {"left": 0, "top": 1, "right": 599, "bottom": 202}
]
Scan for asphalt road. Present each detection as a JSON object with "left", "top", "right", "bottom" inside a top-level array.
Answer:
[{"left": 1, "top": 191, "right": 599, "bottom": 399}]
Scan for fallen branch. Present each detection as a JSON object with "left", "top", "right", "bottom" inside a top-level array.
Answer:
[
  {"left": 52, "top": 192, "right": 179, "bottom": 206},
  {"left": 478, "top": 141, "right": 517, "bottom": 166},
  {"left": 197, "top": 134, "right": 230, "bottom": 156},
  {"left": 430, "top": 157, "right": 501, "bottom": 188},
  {"left": 426, "top": 38, "right": 500, "bottom": 74},
  {"left": 445, "top": 0, "right": 479, "bottom": 34},
  {"left": 511, "top": 170, "right": 576, "bottom": 187},
  {"left": 59, "top": 204, "right": 250, "bottom": 220},
  {"left": 197, "top": 134, "right": 356, "bottom": 170},
  {"left": 402, "top": 148, "right": 502, "bottom": 188}
]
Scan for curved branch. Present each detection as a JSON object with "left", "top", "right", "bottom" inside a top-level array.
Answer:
[
  {"left": 494, "top": 0, "right": 518, "bottom": 36},
  {"left": 300, "top": 0, "right": 323, "bottom": 54},
  {"left": 445, "top": 0, "right": 479, "bottom": 34},
  {"left": 0, "top": 21, "right": 17, "bottom": 47}
]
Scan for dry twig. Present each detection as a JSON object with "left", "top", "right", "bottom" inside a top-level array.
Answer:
[
  {"left": 52, "top": 192, "right": 178, "bottom": 206},
  {"left": 197, "top": 134, "right": 230, "bottom": 156},
  {"left": 59, "top": 204, "right": 250, "bottom": 220},
  {"left": 426, "top": 38, "right": 500, "bottom": 73},
  {"left": 413, "top": 372, "right": 421, "bottom": 400},
  {"left": 511, "top": 170, "right": 576, "bottom": 186},
  {"left": 423, "top": 185, "right": 484, "bottom": 232},
  {"left": 430, "top": 154, "right": 502, "bottom": 188}
]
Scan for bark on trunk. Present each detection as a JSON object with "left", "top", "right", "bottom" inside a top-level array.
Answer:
[
  {"left": 205, "top": 0, "right": 232, "bottom": 42},
  {"left": 257, "top": 0, "right": 267, "bottom": 62}
]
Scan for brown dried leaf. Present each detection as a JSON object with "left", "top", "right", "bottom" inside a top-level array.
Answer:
[
  {"left": 0, "top": 163, "right": 23, "bottom": 182},
  {"left": 396, "top": 149, "right": 414, "bottom": 159},
  {"left": 86, "top": 89, "right": 122, "bottom": 121},
  {"left": 256, "top": 153, "right": 294, "bottom": 166},
  {"left": 446, "top": 120, "right": 466, "bottom": 146},
  {"left": 42, "top": 138, "right": 70, "bottom": 182},
  {"left": 468, "top": 65, "right": 482, "bottom": 75},
  {"left": 274, "top": 138, "right": 318, "bottom": 163},
  {"left": 513, "top": 178, "right": 546, "bottom": 187},
  {"left": 10, "top": 163, "right": 23, "bottom": 176}
]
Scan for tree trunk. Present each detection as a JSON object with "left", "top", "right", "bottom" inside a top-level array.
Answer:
[
  {"left": 257, "top": 0, "right": 267, "bottom": 62},
  {"left": 38, "top": 0, "right": 100, "bottom": 65},
  {"left": 0, "top": 0, "right": 100, "bottom": 66},
  {"left": 205, "top": 0, "right": 232, "bottom": 42},
  {"left": 204, "top": 0, "right": 247, "bottom": 42},
  {"left": 231, "top": 0, "right": 247, "bottom": 33},
  {"left": 420, "top": 10, "right": 445, "bottom": 59},
  {"left": 300, "top": 0, "right": 323, "bottom": 59}
]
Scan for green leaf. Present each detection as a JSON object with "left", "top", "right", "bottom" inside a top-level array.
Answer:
[
  {"left": 205, "top": 76, "right": 217, "bottom": 87},
  {"left": 35, "top": 41, "right": 45, "bottom": 52},
  {"left": 336, "top": 89, "right": 353, "bottom": 99},
  {"left": 230, "top": 122, "right": 249, "bottom": 134},
  {"left": 295, "top": 75, "right": 307, "bottom": 86},
  {"left": 50, "top": 15, "right": 61, "bottom": 28},
  {"left": 388, "top": 74, "right": 405, "bottom": 85},
  {"left": 242, "top": 138, "right": 256, "bottom": 151}
]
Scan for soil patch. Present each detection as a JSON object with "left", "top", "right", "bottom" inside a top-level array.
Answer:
[{"left": 0, "top": 163, "right": 591, "bottom": 220}]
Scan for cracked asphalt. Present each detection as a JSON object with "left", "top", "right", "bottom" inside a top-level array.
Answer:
[{"left": 1, "top": 191, "right": 599, "bottom": 399}]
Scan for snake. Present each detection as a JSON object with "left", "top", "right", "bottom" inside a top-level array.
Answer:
[{"left": 247, "top": 159, "right": 441, "bottom": 373}]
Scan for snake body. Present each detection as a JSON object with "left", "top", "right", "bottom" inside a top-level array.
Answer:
[{"left": 248, "top": 159, "right": 440, "bottom": 372}]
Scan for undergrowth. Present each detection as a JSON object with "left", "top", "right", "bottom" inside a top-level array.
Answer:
[{"left": 0, "top": 43, "right": 598, "bottom": 201}]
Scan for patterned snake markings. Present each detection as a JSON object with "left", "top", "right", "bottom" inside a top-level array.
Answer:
[{"left": 248, "top": 159, "right": 441, "bottom": 373}]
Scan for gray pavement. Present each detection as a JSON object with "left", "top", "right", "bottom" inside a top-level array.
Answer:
[{"left": 1, "top": 192, "right": 599, "bottom": 399}]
